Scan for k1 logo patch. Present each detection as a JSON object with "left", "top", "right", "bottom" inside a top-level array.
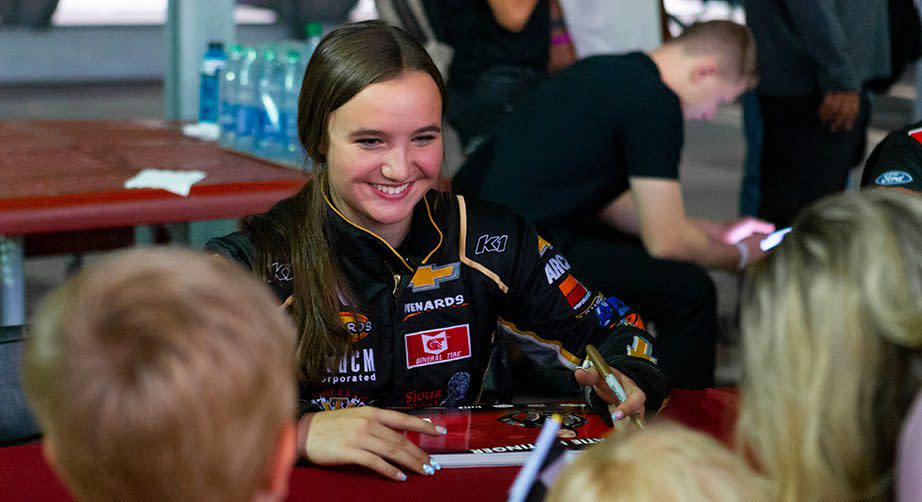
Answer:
[
  {"left": 271, "top": 261, "right": 293, "bottom": 282},
  {"left": 475, "top": 234, "right": 508, "bottom": 254},
  {"left": 405, "top": 324, "right": 472, "bottom": 369}
]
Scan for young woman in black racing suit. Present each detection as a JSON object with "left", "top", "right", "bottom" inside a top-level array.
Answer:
[{"left": 207, "top": 21, "right": 667, "bottom": 482}]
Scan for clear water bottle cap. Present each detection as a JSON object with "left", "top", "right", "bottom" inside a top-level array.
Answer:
[{"left": 207, "top": 41, "right": 224, "bottom": 51}]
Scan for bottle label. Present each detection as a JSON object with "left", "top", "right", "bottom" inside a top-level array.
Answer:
[
  {"left": 282, "top": 110, "right": 298, "bottom": 142},
  {"left": 201, "top": 59, "right": 226, "bottom": 77},
  {"left": 219, "top": 101, "right": 238, "bottom": 131},
  {"left": 236, "top": 105, "right": 260, "bottom": 138},
  {"left": 199, "top": 76, "right": 220, "bottom": 123}
]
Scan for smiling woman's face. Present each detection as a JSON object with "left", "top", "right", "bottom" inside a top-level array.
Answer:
[{"left": 325, "top": 71, "right": 443, "bottom": 245}]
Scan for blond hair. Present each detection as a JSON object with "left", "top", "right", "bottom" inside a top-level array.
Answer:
[
  {"left": 548, "top": 422, "right": 768, "bottom": 502},
  {"left": 23, "top": 248, "right": 296, "bottom": 502},
  {"left": 738, "top": 190, "right": 922, "bottom": 501},
  {"left": 670, "top": 20, "right": 758, "bottom": 86}
]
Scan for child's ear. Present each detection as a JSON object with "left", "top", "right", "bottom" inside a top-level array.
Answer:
[
  {"left": 41, "top": 437, "right": 62, "bottom": 478},
  {"left": 259, "top": 421, "right": 297, "bottom": 502}
]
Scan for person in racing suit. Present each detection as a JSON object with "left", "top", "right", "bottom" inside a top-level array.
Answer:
[
  {"left": 207, "top": 191, "right": 668, "bottom": 414},
  {"left": 207, "top": 21, "right": 667, "bottom": 482}
]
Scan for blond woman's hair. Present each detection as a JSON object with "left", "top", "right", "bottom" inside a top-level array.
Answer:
[
  {"left": 738, "top": 190, "right": 922, "bottom": 501},
  {"left": 547, "top": 422, "right": 768, "bottom": 502},
  {"left": 22, "top": 248, "right": 296, "bottom": 502},
  {"left": 669, "top": 20, "right": 759, "bottom": 87}
]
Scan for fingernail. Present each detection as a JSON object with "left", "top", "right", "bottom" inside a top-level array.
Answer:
[
  {"left": 611, "top": 411, "right": 624, "bottom": 422},
  {"left": 396, "top": 471, "right": 407, "bottom": 481},
  {"left": 422, "top": 464, "right": 435, "bottom": 475},
  {"left": 430, "top": 458, "right": 442, "bottom": 470},
  {"left": 435, "top": 425, "right": 448, "bottom": 435}
]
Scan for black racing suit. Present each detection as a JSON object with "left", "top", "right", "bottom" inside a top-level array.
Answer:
[{"left": 206, "top": 191, "right": 668, "bottom": 414}]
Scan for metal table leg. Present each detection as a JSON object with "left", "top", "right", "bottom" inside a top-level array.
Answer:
[{"left": 0, "top": 236, "right": 25, "bottom": 327}]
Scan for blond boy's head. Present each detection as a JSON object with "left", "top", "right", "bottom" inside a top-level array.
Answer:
[
  {"left": 548, "top": 422, "right": 767, "bottom": 502},
  {"left": 23, "top": 248, "right": 297, "bottom": 502}
]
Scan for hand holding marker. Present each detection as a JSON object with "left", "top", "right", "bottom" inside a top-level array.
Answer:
[{"left": 585, "top": 344, "right": 645, "bottom": 429}]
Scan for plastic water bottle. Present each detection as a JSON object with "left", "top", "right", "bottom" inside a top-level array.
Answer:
[
  {"left": 280, "top": 49, "right": 307, "bottom": 166},
  {"left": 233, "top": 47, "right": 262, "bottom": 153},
  {"left": 218, "top": 45, "right": 243, "bottom": 146},
  {"left": 304, "top": 22, "right": 323, "bottom": 62},
  {"left": 256, "top": 49, "right": 285, "bottom": 159},
  {"left": 198, "top": 41, "right": 227, "bottom": 124}
]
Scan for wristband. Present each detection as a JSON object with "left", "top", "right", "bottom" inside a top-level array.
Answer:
[
  {"left": 551, "top": 33, "right": 572, "bottom": 46},
  {"left": 735, "top": 241, "right": 749, "bottom": 271}
]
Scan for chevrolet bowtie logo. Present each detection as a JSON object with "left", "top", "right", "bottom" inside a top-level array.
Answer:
[{"left": 410, "top": 262, "right": 460, "bottom": 292}]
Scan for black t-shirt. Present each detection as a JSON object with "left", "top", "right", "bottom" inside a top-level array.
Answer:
[
  {"left": 443, "top": 0, "right": 550, "bottom": 92},
  {"left": 453, "top": 53, "right": 683, "bottom": 228},
  {"left": 861, "top": 121, "right": 922, "bottom": 192}
]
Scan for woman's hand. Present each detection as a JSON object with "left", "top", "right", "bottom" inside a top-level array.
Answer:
[
  {"left": 574, "top": 366, "right": 646, "bottom": 424},
  {"left": 298, "top": 406, "right": 447, "bottom": 481}
]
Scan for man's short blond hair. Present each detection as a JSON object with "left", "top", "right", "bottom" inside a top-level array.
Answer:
[
  {"left": 548, "top": 422, "right": 768, "bottom": 502},
  {"left": 23, "top": 248, "right": 296, "bottom": 502},
  {"left": 670, "top": 20, "right": 759, "bottom": 87}
]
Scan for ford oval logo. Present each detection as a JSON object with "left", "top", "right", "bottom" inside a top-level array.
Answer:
[{"left": 875, "top": 170, "right": 914, "bottom": 186}]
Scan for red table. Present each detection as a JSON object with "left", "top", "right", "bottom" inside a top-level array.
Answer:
[
  {"left": 0, "top": 120, "right": 307, "bottom": 326},
  {"left": 0, "top": 389, "right": 738, "bottom": 502}
]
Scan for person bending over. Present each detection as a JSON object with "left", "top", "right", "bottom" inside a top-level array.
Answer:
[
  {"left": 22, "top": 248, "right": 298, "bottom": 502},
  {"left": 207, "top": 21, "right": 668, "bottom": 482},
  {"left": 453, "top": 20, "right": 773, "bottom": 389}
]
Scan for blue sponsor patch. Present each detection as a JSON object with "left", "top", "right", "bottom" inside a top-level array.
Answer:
[
  {"left": 595, "top": 298, "right": 615, "bottom": 328},
  {"left": 876, "top": 170, "right": 914, "bottom": 186},
  {"left": 605, "top": 296, "right": 632, "bottom": 317}
]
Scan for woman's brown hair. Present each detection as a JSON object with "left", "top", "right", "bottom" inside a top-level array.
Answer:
[{"left": 244, "top": 20, "right": 447, "bottom": 382}]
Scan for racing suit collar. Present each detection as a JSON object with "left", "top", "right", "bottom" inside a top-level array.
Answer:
[{"left": 323, "top": 189, "right": 445, "bottom": 273}]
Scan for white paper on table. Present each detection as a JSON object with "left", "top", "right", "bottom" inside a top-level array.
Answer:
[
  {"left": 182, "top": 122, "right": 220, "bottom": 141},
  {"left": 123, "top": 168, "right": 207, "bottom": 197}
]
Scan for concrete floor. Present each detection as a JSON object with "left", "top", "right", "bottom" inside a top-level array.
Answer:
[{"left": 2, "top": 79, "right": 914, "bottom": 385}]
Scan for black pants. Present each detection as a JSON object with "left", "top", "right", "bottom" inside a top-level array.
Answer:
[
  {"left": 757, "top": 93, "right": 871, "bottom": 227},
  {"left": 549, "top": 226, "right": 718, "bottom": 389}
]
